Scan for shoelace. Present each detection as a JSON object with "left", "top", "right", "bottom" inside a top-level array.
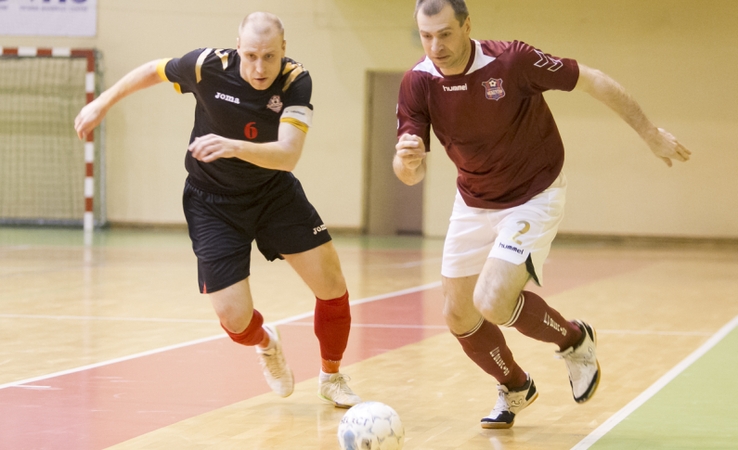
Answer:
[
  {"left": 561, "top": 346, "right": 594, "bottom": 363},
  {"left": 326, "top": 374, "right": 354, "bottom": 395},
  {"left": 490, "top": 386, "right": 511, "bottom": 413},
  {"left": 260, "top": 349, "right": 286, "bottom": 378}
]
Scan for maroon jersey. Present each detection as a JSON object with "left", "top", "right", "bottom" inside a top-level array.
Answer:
[{"left": 397, "top": 40, "right": 579, "bottom": 209}]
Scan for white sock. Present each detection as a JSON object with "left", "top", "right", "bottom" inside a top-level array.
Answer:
[{"left": 319, "top": 370, "right": 335, "bottom": 382}]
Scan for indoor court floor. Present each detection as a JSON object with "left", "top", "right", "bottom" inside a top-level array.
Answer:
[{"left": 1, "top": 226, "right": 737, "bottom": 449}]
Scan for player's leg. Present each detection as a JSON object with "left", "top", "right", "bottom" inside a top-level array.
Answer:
[
  {"left": 475, "top": 257, "right": 582, "bottom": 350},
  {"left": 182, "top": 180, "right": 294, "bottom": 397},
  {"left": 441, "top": 192, "right": 534, "bottom": 428},
  {"left": 443, "top": 273, "right": 529, "bottom": 388},
  {"left": 442, "top": 272, "right": 536, "bottom": 429},
  {"left": 256, "top": 174, "right": 359, "bottom": 407},
  {"left": 283, "top": 241, "right": 361, "bottom": 408},
  {"left": 479, "top": 173, "right": 599, "bottom": 404},
  {"left": 207, "top": 278, "right": 294, "bottom": 397}
]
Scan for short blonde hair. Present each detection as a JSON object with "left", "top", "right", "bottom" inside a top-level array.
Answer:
[{"left": 239, "top": 12, "right": 284, "bottom": 38}]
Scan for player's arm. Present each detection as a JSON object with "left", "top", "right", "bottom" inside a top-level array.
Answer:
[
  {"left": 574, "top": 63, "right": 691, "bottom": 167},
  {"left": 188, "top": 120, "right": 306, "bottom": 171},
  {"left": 393, "top": 133, "right": 427, "bottom": 186},
  {"left": 74, "top": 59, "right": 164, "bottom": 140}
]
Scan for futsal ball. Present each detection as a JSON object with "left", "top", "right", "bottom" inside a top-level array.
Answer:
[{"left": 337, "top": 401, "right": 405, "bottom": 450}]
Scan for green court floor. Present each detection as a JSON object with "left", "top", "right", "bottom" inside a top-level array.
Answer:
[{"left": 589, "top": 320, "right": 738, "bottom": 449}]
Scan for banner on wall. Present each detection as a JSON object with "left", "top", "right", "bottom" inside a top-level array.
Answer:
[{"left": 0, "top": 0, "right": 97, "bottom": 37}]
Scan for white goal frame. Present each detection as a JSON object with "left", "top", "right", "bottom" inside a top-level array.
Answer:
[{"left": 0, "top": 46, "right": 103, "bottom": 231}]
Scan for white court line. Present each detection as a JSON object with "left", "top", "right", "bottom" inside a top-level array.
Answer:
[
  {"left": 595, "top": 329, "right": 712, "bottom": 337},
  {"left": 287, "top": 322, "right": 449, "bottom": 330},
  {"left": 572, "top": 314, "right": 738, "bottom": 450},
  {"left": 286, "top": 324, "right": 711, "bottom": 336},
  {"left": 0, "top": 282, "right": 442, "bottom": 391},
  {"left": 0, "top": 314, "right": 217, "bottom": 324},
  {"left": 0, "top": 334, "right": 226, "bottom": 391}
]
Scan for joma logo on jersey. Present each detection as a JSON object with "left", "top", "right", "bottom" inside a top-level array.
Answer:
[
  {"left": 214, "top": 92, "right": 240, "bottom": 105},
  {"left": 313, "top": 224, "right": 327, "bottom": 235},
  {"left": 443, "top": 83, "right": 467, "bottom": 92}
]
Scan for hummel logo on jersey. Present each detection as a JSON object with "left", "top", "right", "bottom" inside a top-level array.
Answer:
[
  {"left": 443, "top": 83, "right": 467, "bottom": 92},
  {"left": 498, "top": 242, "right": 524, "bottom": 255},
  {"left": 533, "top": 50, "right": 563, "bottom": 72},
  {"left": 215, "top": 92, "right": 240, "bottom": 104},
  {"left": 313, "top": 224, "right": 327, "bottom": 235}
]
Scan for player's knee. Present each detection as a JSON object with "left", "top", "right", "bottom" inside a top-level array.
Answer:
[
  {"left": 317, "top": 271, "right": 347, "bottom": 300},
  {"left": 217, "top": 306, "right": 255, "bottom": 335},
  {"left": 473, "top": 288, "right": 516, "bottom": 325},
  {"left": 442, "top": 301, "right": 466, "bottom": 329},
  {"left": 222, "top": 309, "right": 264, "bottom": 346}
]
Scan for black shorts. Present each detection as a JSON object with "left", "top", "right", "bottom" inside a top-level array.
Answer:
[{"left": 182, "top": 174, "right": 332, "bottom": 294}]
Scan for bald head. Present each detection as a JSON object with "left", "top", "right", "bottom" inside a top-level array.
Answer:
[
  {"left": 236, "top": 12, "right": 287, "bottom": 90},
  {"left": 239, "top": 12, "right": 284, "bottom": 40}
]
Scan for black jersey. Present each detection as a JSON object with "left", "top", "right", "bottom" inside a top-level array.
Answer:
[{"left": 158, "top": 48, "right": 314, "bottom": 194}]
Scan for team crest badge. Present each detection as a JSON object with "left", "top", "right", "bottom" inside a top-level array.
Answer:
[
  {"left": 266, "top": 95, "right": 283, "bottom": 113},
  {"left": 482, "top": 78, "right": 505, "bottom": 101}
]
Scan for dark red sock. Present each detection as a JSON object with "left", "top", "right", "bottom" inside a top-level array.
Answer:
[
  {"left": 507, "top": 291, "right": 582, "bottom": 350},
  {"left": 314, "top": 291, "right": 351, "bottom": 362},
  {"left": 221, "top": 309, "right": 265, "bottom": 346},
  {"left": 455, "top": 319, "right": 527, "bottom": 388}
]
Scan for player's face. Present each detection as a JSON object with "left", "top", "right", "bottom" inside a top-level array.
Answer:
[
  {"left": 417, "top": 4, "right": 471, "bottom": 76},
  {"left": 237, "top": 28, "right": 285, "bottom": 90}
]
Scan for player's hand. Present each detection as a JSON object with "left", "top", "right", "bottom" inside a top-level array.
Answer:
[
  {"left": 645, "top": 127, "right": 691, "bottom": 167},
  {"left": 188, "top": 134, "right": 241, "bottom": 163},
  {"left": 395, "top": 133, "right": 426, "bottom": 170},
  {"left": 74, "top": 99, "right": 107, "bottom": 141}
]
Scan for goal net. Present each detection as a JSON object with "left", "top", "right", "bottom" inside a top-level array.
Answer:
[{"left": 0, "top": 47, "right": 104, "bottom": 229}]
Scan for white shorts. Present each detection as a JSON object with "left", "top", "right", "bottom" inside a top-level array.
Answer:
[{"left": 441, "top": 173, "right": 567, "bottom": 285}]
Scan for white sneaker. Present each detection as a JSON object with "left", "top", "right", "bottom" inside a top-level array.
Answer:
[
  {"left": 481, "top": 373, "right": 538, "bottom": 429},
  {"left": 556, "top": 320, "right": 600, "bottom": 403},
  {"left": 318, "top": 372, "right": 361, "bottom": 408},
  {"left": 256, "top": 325, "right": 294, "bottom": 398}
]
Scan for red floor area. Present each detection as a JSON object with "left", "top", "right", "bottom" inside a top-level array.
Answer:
[
  {"left": 0, "top": 288, "right": 447, "bottom": 449},
  {"left": 0, "top": 253, "right": 652, "bottom": 449}
]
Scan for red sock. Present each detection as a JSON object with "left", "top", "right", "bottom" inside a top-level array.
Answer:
[
  {"left": 455, "top": 319, "right": 527, "bottom": 389},
  {"left": 506, "top": 291, "right": 582, "bottom": 350},
  {"left": 221, "top": 309, "right": 266, "bottom": 347},
  {"left": 314, "top": 291, "right": 351, "bottom": 362}
]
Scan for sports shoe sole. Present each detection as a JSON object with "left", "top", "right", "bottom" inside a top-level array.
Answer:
[
  {"left": 318, "top": 393, "right": 355, "bottom": 409},
  {"left": 573, "top": 323, "right": 600, "bottom": 403}
]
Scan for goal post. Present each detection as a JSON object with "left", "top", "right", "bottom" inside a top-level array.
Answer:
[{"left": 0, "top": 47, "right": 105, "bottom": 230}]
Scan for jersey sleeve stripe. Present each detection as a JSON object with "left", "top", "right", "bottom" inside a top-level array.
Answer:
[
  {"left": 281, "top": 105, "right": 313, "bottom": 132},
  {"left": 280, "top": 117, "right": 309, "bottom": 134},
  {"left": 156, "top": 58, "right": 182, "bottom": 93},
  {"left": 195, "top": 48, "right": 213, "bottom": 84},
  {"left": 281, "top": 64, "right": 305, "bottom": 92},
  {"left": 156, "top": 58, "right": 172, "bottom": 81},
  {"left": 213, "top": 49, "right": 229, "bottom": 70}
]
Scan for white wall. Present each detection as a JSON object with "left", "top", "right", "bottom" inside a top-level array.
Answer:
[{"left": 2, "top": 0, "right": 736, "bottom": 238}]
